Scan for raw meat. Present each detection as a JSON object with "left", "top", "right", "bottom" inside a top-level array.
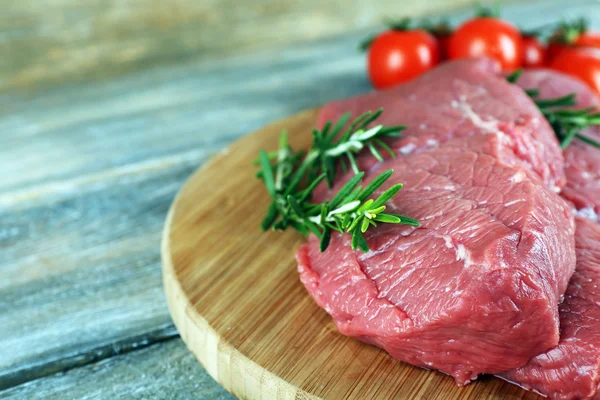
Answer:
[
  {"left": 297, "top": 62, "right": 578, "bottom": 385},
  {"left": 515, "top": 69, "right": 600, "bottom": 220},
  {"left": 501, "top": 218, "right": 600, "bottom": 400},
  {"left": 317, "top": 58, "right": 566, "bottom": 192},
  {"left": 297, "top": 135, "right": 575, "bottom": 385},
  {"left": 498, "top": 69, "right": 600, "bottom": 400}
]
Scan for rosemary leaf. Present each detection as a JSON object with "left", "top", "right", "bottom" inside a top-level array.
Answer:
[
  {"left": 577, "top": 133, "right": 600, "bottom": 148},
  {"left": 361, "top": 218, "right": 370, "bottom": 233},
  {"left": 289, "top": 220, "right": 309, "bottom": 236},
  {"left": 320, "top": 228, "right": 332, "bottom": 252},
  {"left": 374, "top": 138, "right": 396, "bottom": 158},
  {"left": 346, "top": 152, "right": 360, "bottom": 175},
  {"left": 506, "top": 69, "right": 523, "bottom": 84},
  {"left": 329, "top": 112, "right": 352, "bottom": 140},
  {"left": 287, "top": 195, "right": 305, "bottom": 218},
  {"left": 368, "top": 142, "right": 384, "bottom": 162},
  {"left": 508, "top": 70, "right": 600, "bottom": 149},
  {"left": 330, "top": 201, "right": 361, "bottom": 216},
  {"left": 358, "top": 169, "right": 394, "bottom": 201},
  {"left": 297, "top": 173, "right": 326, "bottom": 203},
  {"left": 255, "top": 110, "right": 419, "bottom": 252},
  {"left": 261, "top": 201, "right": 279, "bottom": 231},
  {"left": 371, "top": 184, "right": 404, "bottom": 208},
  {"left": 329, "top": 172, "right": 365, "bottom": 209},
  {"left": 356, "top": 109, "right": 384, "bottom": 131},
  {"left": 373, "top": 214, "right": 402, "bottom": 224},
  {"left": 560, "top": 128, "right": 578, "bottom": 149},
  {"left": 351, "top": 229, "right": 370, "bottom": 253},
  {"left": 343, "top": 186, "right": 363, "bottom": 205},
  {"left": 398, "top": 215, "right": 420, "bottom": 226},
  {"left": 259, "top": 150, "right": 276, "bottom": 196}
]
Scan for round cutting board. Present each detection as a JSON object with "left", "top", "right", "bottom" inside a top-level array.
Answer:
[{"left": 161, "top": 109, "right": 540, "bottom": 400}]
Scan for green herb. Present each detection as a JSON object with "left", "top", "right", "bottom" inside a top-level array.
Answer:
[
  {"left": 505, "top": 69, "right": 522, "bottom": 84},
  {"left": 256, "top": 110, "right": 419, "bottom": 252},
  {"left": 292, "top": 108, "right": 404, "bottom": 187},
  {"left": 507, "top": 69, "right": 600, "bottom": 149}
]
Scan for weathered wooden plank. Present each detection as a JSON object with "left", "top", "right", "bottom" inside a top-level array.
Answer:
[
  {"left": 0, "top": 159, "right": 201, "bottom": 389},
  {"left": 3, "top": 0, "right": 597, "bottom": 198},
  {"left": 0, "top": 0, "right": 480, "bottom": 91},
  {"left": 0, "top": 325, "right": 176, "bottom": 391},
  {"left": 0, "top": 339, "right": 234, "bottom": 400}
]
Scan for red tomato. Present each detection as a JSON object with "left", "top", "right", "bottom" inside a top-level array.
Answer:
[
  {"left": 547, "top": 30, "right": 600, "bottom": 64},
  {"left": 550, "top": 48, "right": 600, "bottom": 95},
  {"left": 522, "top": 36, "right": 546, "bottom": 67},
  {"left": 547, "top": 42, "right": 568, "bottom": 64},
  {"left": 368, "top": 30, "right": 441, "bottom": 89},
  {"left": 576, "top": 32, "right": 600, "bottom": 48},
  {"left": 448, "top": 17, "right": 523, "bottom": 71}
]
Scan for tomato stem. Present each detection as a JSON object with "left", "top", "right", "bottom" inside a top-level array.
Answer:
[{"left": 475, "top": 2, "right": 501, "bottom": 18}]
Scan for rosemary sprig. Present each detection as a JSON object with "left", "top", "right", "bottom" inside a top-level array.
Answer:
[
  {"left": 257, "top": 110, "right": 419, "bottom": 252},
  {"left": 507, "top": 70, "right": 600, "bottom": 149},
  {"left": 282, "top": 108, "right": 404, "bottom": 188}
]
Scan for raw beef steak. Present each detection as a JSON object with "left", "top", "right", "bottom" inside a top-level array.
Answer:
[
  {"left": 498, "top": 68, "right": 600, "bottom": 400},
  {"left": 317, "top": 58, "right": 566, "bottom": 192},
  {"left": 297, "top": 132, "right": 576, "bottom": 384},
  {"left": 500, "top": 218, "right": 600, "bottom": 400}
]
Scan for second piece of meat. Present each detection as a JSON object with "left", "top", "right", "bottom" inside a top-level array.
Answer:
[{"left": 498, "top": 68, "right": 600, "bottom": 400}]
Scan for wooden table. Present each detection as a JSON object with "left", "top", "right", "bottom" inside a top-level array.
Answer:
[{"left": 0, "top": 0, "right": 596, "bottom": 398}]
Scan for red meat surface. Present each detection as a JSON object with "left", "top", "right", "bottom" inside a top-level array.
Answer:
[
  {"left": 316, "top": 58, "right": 566, "bottom": 192},
  {"left": 515, "top": 69, "right": 600, "bottom": 221},
  {"left": 501, "top": 218, "right": 600, "bottom": 400},
  {"left": 296, "top": 60, "right": 579, "bottom": 383},
  {"left": 297, "top": 134, "right": 575, "bottom": 384},
  {"left": 498, "top": 69, "right": 600, "bottom": 400}
]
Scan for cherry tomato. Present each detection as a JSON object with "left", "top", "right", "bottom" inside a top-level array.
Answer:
[
  {"left": 368, "top": 30, "right": 441, "bottom": 89},
  {"left": 547, "top": 42, "right": 568, "bottom": 64},
  {"left": 576, "top": 32, "right": 600, "bottom": 48},
  {"left": 522, "top": 36, "right": 546, "bottom": 67},
  {"left": 547, "top": 21, "right": 600, "bottom": 63},
  {"left": 550, "top": 47, "right": 600, "bottom": 95},
  {"left": 448, "top": 17, "right": 523, "bottom": 71}
]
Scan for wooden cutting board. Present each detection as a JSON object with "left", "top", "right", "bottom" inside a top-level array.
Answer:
[{"left": 161, "top": 109, "right": 541, "bottom": 400}]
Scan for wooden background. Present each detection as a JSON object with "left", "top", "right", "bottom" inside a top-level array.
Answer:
[
  {"left": 1, "top": 0, "right": 597, "bottom": 398},
  {"left": 2, "top": 0, "right": 478, "bottom": 92}
]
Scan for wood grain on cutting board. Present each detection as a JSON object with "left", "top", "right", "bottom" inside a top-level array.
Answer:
[{"left": 162, "top": 109, "right": 541, "bottom": 399}]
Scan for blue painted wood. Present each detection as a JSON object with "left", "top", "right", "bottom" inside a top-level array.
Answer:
[{"left": 0, "top": 340, "right": 232, "bottom": 400}]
